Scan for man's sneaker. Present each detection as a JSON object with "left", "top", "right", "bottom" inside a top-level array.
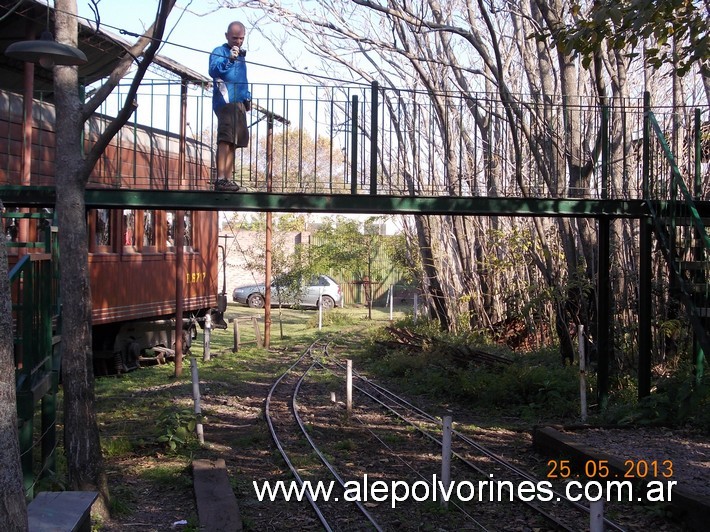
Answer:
[{"left": 214, "top": 178, "right": 241, "bottom": 192}]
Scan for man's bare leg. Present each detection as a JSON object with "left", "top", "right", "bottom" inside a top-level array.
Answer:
[
  {"left": 215, "top": 141, "right": 240, "bottom": 190},
  {"left": 216, "top": 141, "right": 235, "bottom": 180}
]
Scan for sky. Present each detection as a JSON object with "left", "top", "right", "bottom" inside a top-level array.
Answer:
[{"left": 74, "top": 0, "right": 308, "bottom": 85}]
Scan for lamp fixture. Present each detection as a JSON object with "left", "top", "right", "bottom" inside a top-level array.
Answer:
[{"left": 5, "top": 30, "right": 87, "bottom": 69}]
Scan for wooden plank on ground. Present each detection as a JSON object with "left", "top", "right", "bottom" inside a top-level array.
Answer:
[
  {"left": 192, "top": 459, "right": 242, "bottom": 531},
  {"left": 28, "top": 491, "right": 98, "bottom": 532}
]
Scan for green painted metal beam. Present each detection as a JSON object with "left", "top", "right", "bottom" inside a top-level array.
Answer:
[{"left": 0, "top": 185, "right": 690, "bottom": 218}]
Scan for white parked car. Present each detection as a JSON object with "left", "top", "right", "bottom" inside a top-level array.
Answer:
[{"left": 232, "top": 274, "right": 342, "bottom": 310}]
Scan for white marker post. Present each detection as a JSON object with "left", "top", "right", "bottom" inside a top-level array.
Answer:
[
  {"left": 589, "top": 498, "right": 604, "bottom": 532},
  {"left": 346, "top": 359, "right": 353, "bottom": 415},
  {"left": 441, "top": 416, "right": 452, "bottom": 508},
  {"left": 578, "top": 324, "right": 587, "bottom": 423},
  {"left": 413, "top": 293, "right": 418, "bottom": 324},
  {"left": 190, "top": 358, "right": 204, "bottom": 444},
  {"left": 389, "top": 284, "right": 394, "bottom": 321},
  {"left": 318, "top": 287, "right": 323, "bottom": 330},
  {"left": 203, "top": 313, "right": 211, "bottom": 362}
]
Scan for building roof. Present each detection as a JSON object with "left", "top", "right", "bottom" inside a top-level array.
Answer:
[{"left": 0, "top": 0, "right": 209, "bottom": 94}]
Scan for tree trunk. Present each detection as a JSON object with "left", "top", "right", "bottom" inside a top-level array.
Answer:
[
  {"left": 0, "top": 201, "right": 28, "bottom": 531},
  {"left": 52, "top": 0, "right": 174, "bottom": 517},
  {"left": 415, "top": 215, "right": 450, "bottom": 330},
  {"left": 54, "top": 0, "right": 109, "bottom": 518}
]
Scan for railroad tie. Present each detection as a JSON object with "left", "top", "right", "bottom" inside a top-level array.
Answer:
[{"left": 192, "top": 459, "right": 242, "bottom": 531}]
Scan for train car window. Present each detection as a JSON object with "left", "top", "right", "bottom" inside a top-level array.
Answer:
[
  {"left": 166, "top": 211, "right": 175, "bottom": 252},
  {"left": 123, "top": 209, "right": 136, "bottom": 252},
  {"left": 142, "top": 210, "right": 157, "bottom": 252},
  {"left": 164, "top": 211, "right": 193, "bottom": 252},
  {"left": 3, "top": 208, "right": 20, "bottom": 256},
  {"left": 90, "top": 209, "right": 113, "bottom": 253},
  {"left": 4, "top": 212, "right": 19, "bottom": 242},
  {"left": 183, "top": 212, "right": 193, "bottom": 250}
]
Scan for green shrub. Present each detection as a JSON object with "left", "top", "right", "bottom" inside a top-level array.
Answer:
[
  {"left": 155, "top": 408, "right": 200, "bottom": 452},
  {"left": 306, "top": 309, "right": 358, "bottom": 328},
  {"left": 358, "top": 319, "right": 582, "bottom": 421},
  {"left": 605, "top": 369, "right": 709, "bottom": 431}
]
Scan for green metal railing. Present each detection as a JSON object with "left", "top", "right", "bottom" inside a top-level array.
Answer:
[
  {"left": 5, "top": 211, "right": 60, "bottom": 499},
  {"left": 645, "top": 105, "right": 709, "bottom": 384}
]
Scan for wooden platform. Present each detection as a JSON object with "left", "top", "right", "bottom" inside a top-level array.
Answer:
[
  {"left": 192, "top": 459, "right": 242, "bottom": 531},
  {"left": 533, "top": 426, "right": 709, "bottom": 530},
  {"left": 27, "top": 491, "right": 98, "bottom": 532}
]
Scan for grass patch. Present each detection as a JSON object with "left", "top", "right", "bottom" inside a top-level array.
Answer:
[
  {"left": 101, "top": 436, "right": 134, "bottom": 457},
  {"left": 139, "top": 463, "right": 192, "bottom": 489},
  {"left": 333, "top": 438, "right": 357, "bottom": 451}
]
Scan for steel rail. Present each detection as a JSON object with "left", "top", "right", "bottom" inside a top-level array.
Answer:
[
  {"left": 348, "top": 380, "right": 579, "bottom": 532},
  {"left": 264, "top": 339, "right": 333, "bottom": 532},
  {"left": 356, "top": 373, "right": 626, "bottom": 530},
  {"left": 324, "top": 359, "right": 625, "bottom": 532},
  {"left": 292, "top": 356, "right": 384, "bottom": 531},
  {"left": 347, "top": 402, "right": 489, "bottom": 531}
]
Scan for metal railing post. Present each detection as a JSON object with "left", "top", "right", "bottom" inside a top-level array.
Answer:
[
  {"left": 351, "top": 95, "right": 358, "bottom": 194},
  {"left": 642, "top": 92, "right": 650, "bottom": 200},
  {"left": 370, "top": 81, "right": 378, "bottom": 195}
]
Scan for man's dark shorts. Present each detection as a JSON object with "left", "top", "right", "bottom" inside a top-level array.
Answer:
[{"left": 217, "top": 102, "right": 249, "bottom": 148}]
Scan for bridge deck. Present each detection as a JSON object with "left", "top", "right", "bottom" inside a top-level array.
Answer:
[{"left": 0, "top": 185, "right": 669, "bottom": 218}]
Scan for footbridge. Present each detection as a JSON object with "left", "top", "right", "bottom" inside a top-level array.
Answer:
[{"left": 2, "top": 80, "right": 703, "bottom": 218}]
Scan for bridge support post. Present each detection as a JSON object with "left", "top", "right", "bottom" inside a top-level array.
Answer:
[
  {"left": 638, "top": 93, "right": 652, "bottom": 399},
  {"left": 597, "top": 217, "right": 610, "bottom": 410},
  {"left": 639, "top": 219, "right": 652, "bottom": 398},
  {"left": 597, "top": 105, "right": 611, "bottom": 410}
]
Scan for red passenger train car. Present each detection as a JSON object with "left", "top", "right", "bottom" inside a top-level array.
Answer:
[{"left": 1, "top": 5, "right": 224, "bottom": 373}]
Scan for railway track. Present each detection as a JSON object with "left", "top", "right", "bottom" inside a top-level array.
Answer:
[
  {"left": 324, "top": 358, "right": 627, "bottom": 531},
  {"left": 266, "top": 339, "right": 628, "bottom": 530},
  {"left": 265, "top": 338, "right": 383, "bottom": 531}
]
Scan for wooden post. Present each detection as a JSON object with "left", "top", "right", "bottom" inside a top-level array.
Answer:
[
  {"left": 264, "top": 211, "right": 272, "bottom": 348},
  {"left": 252, "top": 316, "right": 262, "bottom": 347},
  {"left": 174, "top": 210, "right": 185, "bottom": 377},
  {"left": 232, "top": 318, "right": 239, "bottom": 352},
  {"left": 441, "top": 416, "right": 452, "bottom": 508}
]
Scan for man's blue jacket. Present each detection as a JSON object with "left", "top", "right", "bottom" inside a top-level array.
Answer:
[{"left": 209, "top": 43, "right": 251, "bottom": 114}]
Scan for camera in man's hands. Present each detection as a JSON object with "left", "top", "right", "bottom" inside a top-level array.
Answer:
[{"left": 229, "top": 47, "right": 247, "bottom": 62}]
